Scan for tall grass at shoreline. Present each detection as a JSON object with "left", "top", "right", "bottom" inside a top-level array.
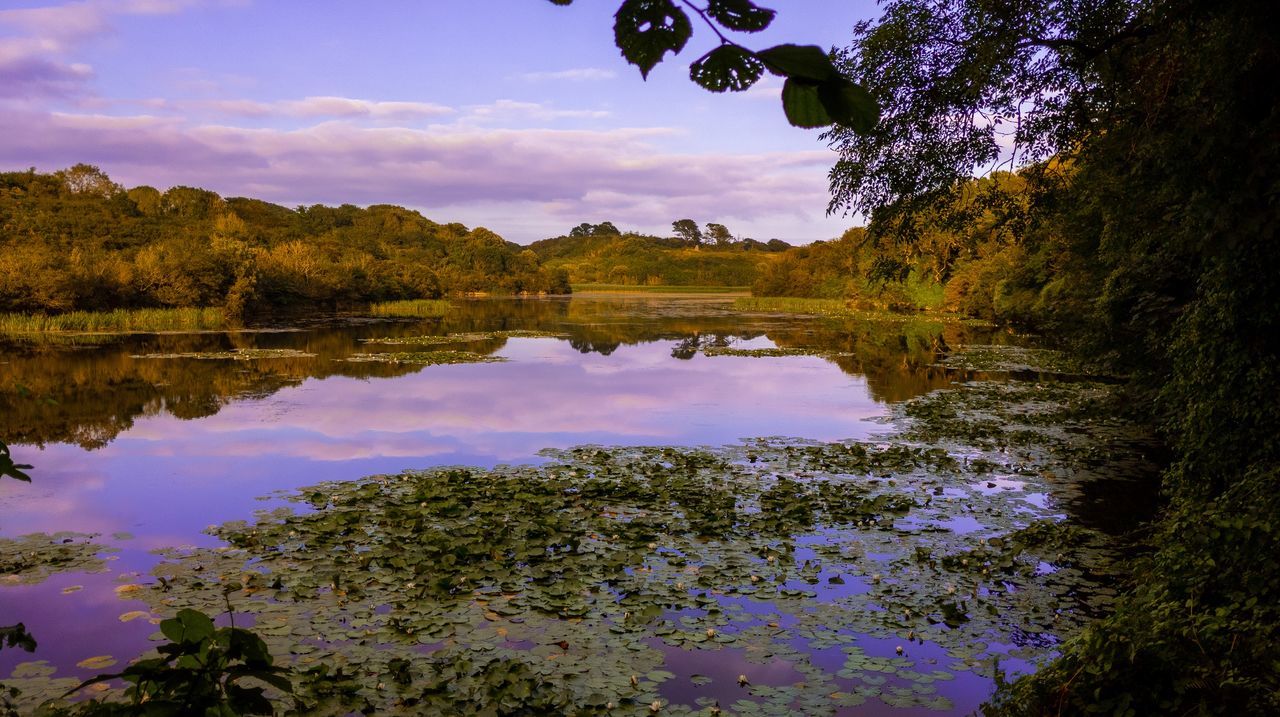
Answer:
[
  {"left": 573, "top": 284, "right": 750, "bottom": 294},
  {"left": 732, "top": 297, "right": 858, "bottom": 315},
  {"left": 0, "top": 307, "right": 228, "bottom": 334},
  {"left": 368, "top": 299, "right": 452, "bottom": 318}
]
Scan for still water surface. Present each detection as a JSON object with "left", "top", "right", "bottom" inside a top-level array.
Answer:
[{"left": 2, "top": 296, "right": 1072, "bottom": 714}]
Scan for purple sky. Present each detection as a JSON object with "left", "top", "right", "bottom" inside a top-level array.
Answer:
[{"left": 0, "top": 0, "right": 880, "bottom": 243}]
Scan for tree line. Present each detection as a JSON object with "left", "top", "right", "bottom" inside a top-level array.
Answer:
[
  {"left": 530, "top": 220, "right": 790, "bottom": 287},
  {"left": 0, "top": 165, "right": 570, "bottom": 319}
]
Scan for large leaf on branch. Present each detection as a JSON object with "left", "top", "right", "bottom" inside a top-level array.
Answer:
[
  {"left": 706, "top": 0, "right": 775, "bottom": 32},
  {"left": 818, "top": 78, "right": 880, "bottom": 132},
  {"left": 0, "top": 442, "right": 31, "bottom": 482},
  {"left": 757, "top": 43, "right": 841, "bottom": 82},
  {"left": 690, "top": 45, "right": 765, "bottom": 92},
  {"left": 781, "top": 78, "right": 832, "bottom": 128},
  {"left": 614, "top": 0, "right": 693, "bottom": 79}
]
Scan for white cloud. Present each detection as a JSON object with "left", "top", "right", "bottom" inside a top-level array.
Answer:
[
  {"left": 516, "top": 67, "right": 617, "bottom": 82},
  {"left": 464, "top": 99, "right": 611, "bottom": 122}
]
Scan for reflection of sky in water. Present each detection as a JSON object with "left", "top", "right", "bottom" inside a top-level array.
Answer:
[
  {"left": 0, "top": 321, "right": 897, "bottom": 685},
  {"left": 0, "top": 300, "right": 1031, "bottom": 713},
  {"left": 3, "top": 340, "right": 883, "bottom": 539}
]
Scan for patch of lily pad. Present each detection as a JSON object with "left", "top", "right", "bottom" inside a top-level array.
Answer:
[
  {"left": 129, "top": 348, "right": 316, "bottom": 360},
  {"left": 701, "top": 347, "right": 830, "bottom": 358},
  {"left": 1, "top": 533, "right": 116, "bottom": 585},
  {"left": 8, "top": 343, "right": 1154, "bottom": 715},
  {"left": 27, "top": 366, "right": 1144, "bottom": 715},
  {"left": 360, "top": 330, "right": 568, "bottom": 346},
  {"left": 339, "top": 351, "right": 506, "bottom": 366},
  {"left": 938, "top": 344, "right": 1096, "bottom": 375}
]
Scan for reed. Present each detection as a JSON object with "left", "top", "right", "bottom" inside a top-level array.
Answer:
[
  {"left": 368, "top": 299, "right": 453, "bottom": 318},
  {"left": 573, "top": 284, "right": 750, "bottom": 294},
  {"left": 0, "top": 307, "right": 228, "bottom": 334}
]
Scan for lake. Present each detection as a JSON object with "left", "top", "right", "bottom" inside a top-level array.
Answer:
[{"left": 0, "top": 296, "right": 1155, "bottom": 715}]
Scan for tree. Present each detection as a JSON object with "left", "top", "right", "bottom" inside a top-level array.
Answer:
[
  {"left": 546, "top": 0, "right": 879, "bottom": 131},
  {"left": 704, "top": 222, "right": 733, "bottom": 246},
  {"left": 821, "top": 1, "right": 1280, "bottom": 715},
  {"left": 671, "top": 218, "right": 702, "bottom": 245},
  {"left": 57, "top": 164, "right": 121, "bottom": 197},
  {"left": 824, "top": 0, "right": 1150, "bottom": 227},
  {"left": 569, "top": 221, "right": 620, "bottom": 237}
]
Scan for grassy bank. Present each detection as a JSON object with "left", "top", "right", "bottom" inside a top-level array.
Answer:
[
  {"left": 367, "top": 299, "right": 452, "bottom": 318},
  {"left": 573, "top": 283, "right": 750, "bottom": 294},
  {"left": 0, "top": 307, "right": 228, "bottom": 334}
]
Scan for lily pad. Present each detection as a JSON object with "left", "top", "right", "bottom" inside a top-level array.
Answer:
[{"left": 339, "top": 351, "right": 506, "bottom": 366}]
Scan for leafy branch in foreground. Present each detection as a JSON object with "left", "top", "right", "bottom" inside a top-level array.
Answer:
[
  {"left": 47, "top": 608, "right": 291, "bottom": 717},
  {"left": 0, "top": 441, "right": 32, "bottom": 483},
  {"left": 2, "top": 624, "right": 37, "bottom": 717},
  {"left": 548, "top": 0, "right": 879, "bottom": 131}
]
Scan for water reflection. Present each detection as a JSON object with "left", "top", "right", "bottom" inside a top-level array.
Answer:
[
  {"left": 0, "top": 297, "right": 1016, "bottom": 709},
  {"left": 1, "top": 297, "right": 1003, "bottom": 450}
]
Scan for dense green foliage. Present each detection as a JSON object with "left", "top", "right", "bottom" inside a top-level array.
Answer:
[
  {"left": 751, "top": 227, "right": 944, "bottom": 311},
  {"left": 42, "top": 609, "right": 291, "bottom": 717},
  {"left": 0, "top": 167, "right": 569, "bottom": 319},
  {"left": 530, "top": 228, "right": 786, "bottom": 287},
  {"left": 813, "top": 0, "right": 1280, "bottom": 713},
  {"left": 751, "top": 167, "right": 1095, "bottom": 324}
]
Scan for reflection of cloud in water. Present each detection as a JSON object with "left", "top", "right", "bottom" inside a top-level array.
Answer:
[
  {"left": 656, "top": 643, "right": 805, "bottom": 708},
  {"left": 114, "top": 341, "right": 883, "bottom": 463}
]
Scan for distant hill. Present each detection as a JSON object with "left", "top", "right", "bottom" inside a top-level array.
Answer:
[
  {"left": 0, "top": 165, "right": 569, "bottom": 317},
  {"left": 529, "top": 231, "right": 790, "bottom": 287}
]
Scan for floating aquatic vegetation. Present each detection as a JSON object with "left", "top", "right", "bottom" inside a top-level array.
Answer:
[
  {"left": 0, "top": 533, "right": 116, "bottom": 585},
  {"left": 130, "top": 348, "right": 316, "bottom": 360},
  {"left": 41, "top": 378, "right": 1141, "bottom": 714},
  {"left": 939, "top": 345, "right": 1096, "bottom": 375},
  {"left": 5, "top": 348, "right": 1154, "bottom": 714},
  {"left": 340, "top": 351, "right": 506, "bottom": 365},
  {"left": 701, "top": 347, "right": 827, "bottom": 358},
  {"left": 731, "top": 298, "right": 994, "bottom": 326},
  {"left": 360, "top": 330, "right": 568, "bottom": 346}
]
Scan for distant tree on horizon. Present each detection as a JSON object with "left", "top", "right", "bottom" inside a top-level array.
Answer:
[{"left": 671, "top": 218, "right": 702, "bottom": 245}]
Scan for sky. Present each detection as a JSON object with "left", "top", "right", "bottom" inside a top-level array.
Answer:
[{"left": 0, "top": 0, "right": 881, "bottom": 244}]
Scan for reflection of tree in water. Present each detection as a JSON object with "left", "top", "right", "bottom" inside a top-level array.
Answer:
[
  {"left": 0, "top": 299, "right": 1006, "bottom": 449},
  {"left": 765, "top": 319, "right": 1003, "bottom": 404},
  {"left": 670, "top": 333, "right": 741, "bottom": 360}
]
